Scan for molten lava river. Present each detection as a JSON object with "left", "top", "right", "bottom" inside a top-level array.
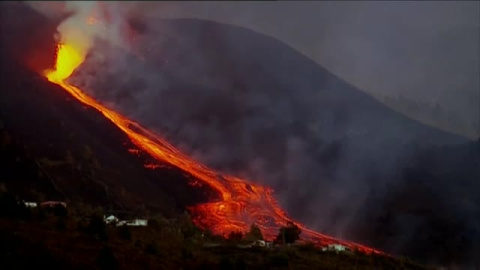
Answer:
[{"left": 44, "top": 43, "right": 382, "bottom": 255}]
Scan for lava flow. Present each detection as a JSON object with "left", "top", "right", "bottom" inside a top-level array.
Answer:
[{"left": 44, "top": 43, "right": 383, "bottom": 255}]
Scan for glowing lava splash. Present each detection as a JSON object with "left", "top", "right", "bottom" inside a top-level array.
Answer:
[{"left": 45, "top": 43, "right": 382, "bottom": 255}]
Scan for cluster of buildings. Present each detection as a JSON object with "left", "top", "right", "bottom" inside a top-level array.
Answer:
[
  {"left": 22, "top": 200, "right": 353, "bottom": 252},
  {"left": 321, "top": 243, "right": 352, "bottom": 253},
  {"left": 235, "top": 239, "right": 353, "bottom": 253},
  {"left": 22, "top": 200, "right": 148, "bottom": 227},
  {"left": 252, "top": 241, "right": 351, "bottom": 253},
  {"left": 236, "top": 240, "right": 274, "bottom": 249},
  {"left": 103, "top": 214, "right": 148, "bottom": 227},
  {"left": 23, "top": 200, "right": 66, "bottom": 208}
]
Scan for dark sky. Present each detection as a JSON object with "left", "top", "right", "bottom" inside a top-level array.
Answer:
[{"left": 28, "top": 1, "right": 479, "bottom": 136}]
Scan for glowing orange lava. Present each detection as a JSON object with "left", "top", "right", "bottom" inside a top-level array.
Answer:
[{"left": 45, "top": 43, "right": 382, "bottom": 255}]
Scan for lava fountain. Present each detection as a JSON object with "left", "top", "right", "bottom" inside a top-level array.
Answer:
[{"left": 44, "top": 43, "right": 382, "bottom": 255}]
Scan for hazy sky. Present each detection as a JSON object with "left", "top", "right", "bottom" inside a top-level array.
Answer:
[
  {"left": 128, "top": 1, "right": 479, "bottom": 128},
  {"left": 28, "top": 1, "right": 480, "bottom": 131}
]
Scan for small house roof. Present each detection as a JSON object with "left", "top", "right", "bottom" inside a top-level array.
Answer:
[{"left": 41, "top": 201, "right": 66, "bottom": 206}]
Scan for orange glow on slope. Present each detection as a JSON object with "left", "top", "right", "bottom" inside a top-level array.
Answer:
[
  {"left": 45, "top": 44, "right": 83, "bottom": 82},
  {"left": 45, "top": 43, "right": 383, "bottom": 255}
]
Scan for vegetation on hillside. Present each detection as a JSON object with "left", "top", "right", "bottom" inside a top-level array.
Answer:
[{"left": 0, "top": 189, "right": 431, "bottom": 270}]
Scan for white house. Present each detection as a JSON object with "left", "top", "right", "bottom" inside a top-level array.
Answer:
[
  {"left": 116, "top": 220, "right": 127, "bottom": 227},
  {"left": 103, "top": 215, "right": 119, "bottom": 224},
  {"left": 23, "top": 201, "right": 37, "bottom": 208},
  {"left": 128, "top": 219, "right": 148, "bottom": 226},
  {"left": 116, "top": 219, "right": 148, "bottom": 227},
  {"left": 252, "top": 240, "right": 266, "bottom": 247},
  {"left": 322, "top": 244, "right": 349, "bottom": 252}
]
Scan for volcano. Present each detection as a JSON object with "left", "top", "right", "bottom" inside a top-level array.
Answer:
[
  {"left": 1, "top": 2, "right": 479, "bottom": 266},
  {"left": 0, "top": 2, "right": 383, "bottom": 254}
]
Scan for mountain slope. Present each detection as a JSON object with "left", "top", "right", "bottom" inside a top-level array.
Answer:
[
  {"left": 75, "top": 17, "right": 469, "bottom": 190},
  {"left": 1, "top": 3, "right": 478, "bottom": 267},
  {"left": 1, "top": 55, "right": 219, "bottom": 214},
  {"left": 72, "top": 18, "right": 477, "bottom": 266}
]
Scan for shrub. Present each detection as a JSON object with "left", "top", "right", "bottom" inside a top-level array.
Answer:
[
  {"left": 269, "top": 252, "right": 289, "bottom": 267},
  {"left": 298, "top": 241, "right": 317, "bottom": 252},
  {"left": 243, "top": 224, "right": 264, "bottom": 242},
  {"left": 148, "top": 218, "right": 160, "bottom": 229},
  {"left": 0, "top": 192, "right": 31, "bottom": 219},
  {"left": 148, "top": 216, "right": 169, "bottom": 230},
  {"left": 35, "top": 207, "right": 47, "bottom": 221},
  {"left": 219, "top": 256, "right": 233, "bottom": 269},
  {"left": 134, "top": 240, "right": 143, "bottom": 248},
  {"left": 145, "top": 242, "right": 159, "bottom": 255},
  {"left": 96, "top": 246, "right": 118, "bottom": 270},
  {"left": 275, "top": 221, "right": 301, "bottom": 244},
  {"left": 86, "top": 213, "right": 108, "bottom": 241},
  {"left": 234, "top": 257, "right": 247, "bottom": 270},
  {"left": 227, "top": 231, "right": 243, "bottom": 243},
  {"left": 55, "top": 219, "right": 66, "bottom": 231},
  {"left": 118, "top": 225, "right": 132, "bottom": 241},
  {"left": 178, "top": 212, "right": 199, "bottom": 239},
  {"left": 52, "top": 204, "right": 68, "bottom": 218},
  {"left": 181, "top": 247, "right": 194, "bottom": 261}
]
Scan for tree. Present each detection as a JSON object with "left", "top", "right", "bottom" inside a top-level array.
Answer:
[
  {"left": 0, "top": 191, "right": 31, "bottom": 219},
  {"left": 0, "top": 191, "right": 20, "bottom": 218},
  {"left": 55, "top": 219, "right": 67, "bottom": 231},
  {"left": 269, "top": 252, "right": 289, "bottom": 267},
  {"left": 35, "top": 206, "right": 47, "bottom": 221},
  {"left": 87, "top": 213, "right": 108, "bottom": 241},
  {"left": 145, "top": 242, "right": 159, "bottom": 255},
  {"left": 118, "top": 225, "right": 132, "bottom": 241},
  {"left": 52, "top": 204, "right": 68, "bottom": 218},
  {"left": 243, "top": 224, "right": 264, "bottom": 242},
  {"left": 219, "top": 256, "right": 234, "bottom": 269},
  {"left": 275, "top": 222, "right": 301, "bottom": 244},
  {"left": 96, "top": 246, "right": 118, "bottom": 270},
  {"left": 178, "top": 212, "right": 199, "bottom": 239},
  {"left": 227, "top": 231, "right": 243, "bottom": 242}
]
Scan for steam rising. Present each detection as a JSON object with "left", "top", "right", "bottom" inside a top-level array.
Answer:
[
  {"left": 29, "top": 1, "right": 130, "bottom": 61},
  {"left": 56, "top": 2, "right": 97, "bottom": 58}
]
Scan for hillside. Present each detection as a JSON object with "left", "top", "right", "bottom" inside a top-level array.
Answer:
[
  {"left": 0, "top": 200, "right": 431, "bottom": 270},
  {"left": 0, "top": 2, "right": 217, "bottom": 215},
  {"left": 1, "top": 2, "right": 479, "bottom": 268},
  {"left": 381, "top": 95, "right": 479, "bottom": 140},
  {"left": 72, "top": 17, "right": 478, "bottom": 266},
  {"left": 0, "top": 53, "right": 220, "bottom": 216}
]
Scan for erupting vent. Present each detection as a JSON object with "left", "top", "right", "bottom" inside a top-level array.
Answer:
[{"left": 44, "top": 42, "right": 382, "bottom": 255}]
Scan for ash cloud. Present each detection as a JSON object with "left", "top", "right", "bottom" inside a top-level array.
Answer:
[
  {"left": 27, "top": 1, "right": 132, "bottom": 58},
  {"left": 25, "top": 2, "right": 480, "bottom": 267}
]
